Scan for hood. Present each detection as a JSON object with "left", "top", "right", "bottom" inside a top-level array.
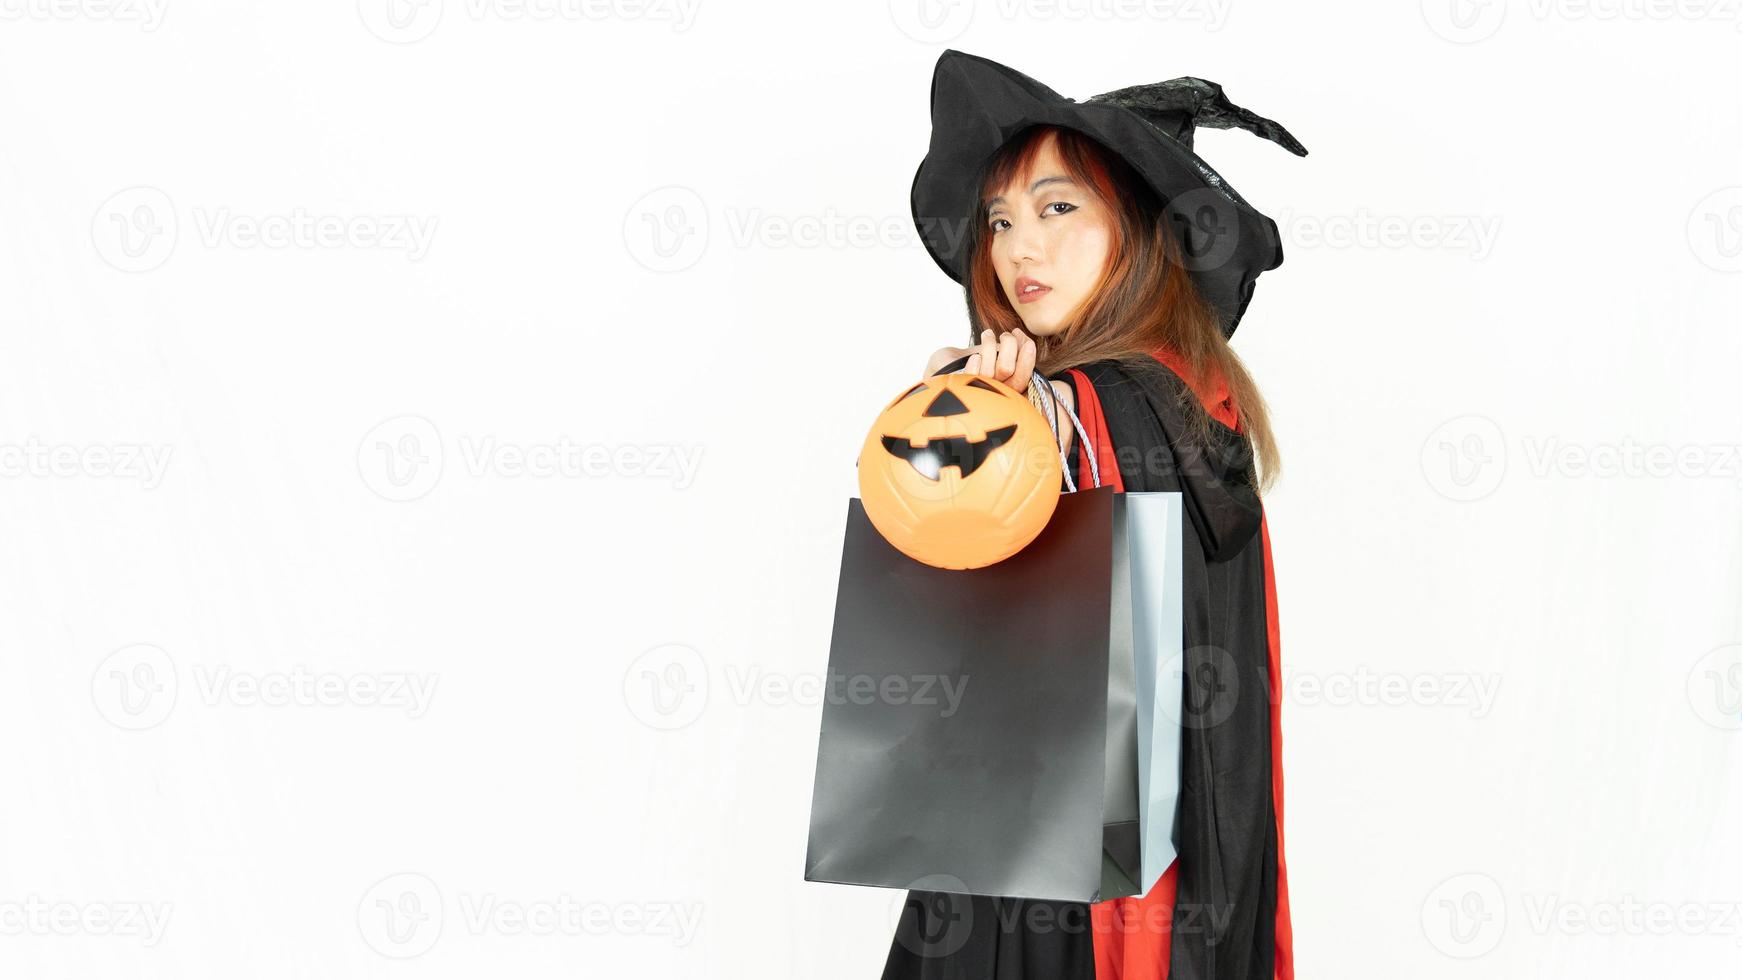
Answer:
[{"left": 1076, "top": 355, "right": 1263, "bottom": 562}]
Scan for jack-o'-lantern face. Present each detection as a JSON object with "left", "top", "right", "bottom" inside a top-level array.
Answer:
[{"left": 857, "top": 373, "right": 1062, "bottom": 570}]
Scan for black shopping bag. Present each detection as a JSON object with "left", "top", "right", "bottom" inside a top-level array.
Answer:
[{"left": 803, "top": 485, "right": 1142, "bottom": 903}]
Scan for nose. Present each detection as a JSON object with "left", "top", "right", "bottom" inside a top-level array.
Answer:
[
  {"left": 1009, "top": 218, "right": 1044, "bottom": 267},
  {"left": 923, "top": 389, "right": 969, "bottom": 417}
]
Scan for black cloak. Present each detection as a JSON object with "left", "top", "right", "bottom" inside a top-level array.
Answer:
[{"left": 880, "top": 354, "right": 1282, "bottom": 980}]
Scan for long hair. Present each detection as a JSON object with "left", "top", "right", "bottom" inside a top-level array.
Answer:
[{"left": 962, "top": 124, "right": 1281, "bottom": 493}]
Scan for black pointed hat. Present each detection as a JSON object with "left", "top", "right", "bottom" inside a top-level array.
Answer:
[{"left": 910, "top": 49, "right": 1307, "bottom": 338}]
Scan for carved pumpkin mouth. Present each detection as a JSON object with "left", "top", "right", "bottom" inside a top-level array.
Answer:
[{"left": 880, "top": 424, "right": 1018, "bottom": 481}]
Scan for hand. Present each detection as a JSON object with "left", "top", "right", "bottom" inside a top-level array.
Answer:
[
  {"left": 964, "top": 327, "right": 1037, "bottom": 394},
  {"left": 922, "top": 345, "right": 973, "bottom": 378}
]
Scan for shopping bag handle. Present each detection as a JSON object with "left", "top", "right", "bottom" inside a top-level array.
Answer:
[{"left": 1029, "top": 375, "right": 1101, "bottom": 492}]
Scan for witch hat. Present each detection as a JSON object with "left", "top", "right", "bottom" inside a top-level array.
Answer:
[{"left": 910, "top": 49, "right": 1307, "bottom": 338}]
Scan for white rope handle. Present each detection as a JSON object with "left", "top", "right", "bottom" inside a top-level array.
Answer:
[{"left": 1029, "top": 374, "right": 1102, "bottom": 492}]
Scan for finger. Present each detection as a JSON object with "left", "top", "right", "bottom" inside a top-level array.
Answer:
[
  {"left": 995, "top": 331, "right": 1020, "bottom": 380},
  {"left": 965, "top": 352, "right": 982, "bottom": 375},
  {"left": 1011, "top": 334, "right": 1037, "bottom": 393},
  {"left": 974, "top": 331, "right": 996, "bottom": 377}
]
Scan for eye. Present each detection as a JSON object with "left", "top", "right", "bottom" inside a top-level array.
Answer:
[
  {"left": 1042, "top": 201, "right": 1076, "bottom": 217},
  {"left": 988, "top": 217, "right": 1009, "bottom": 233},
  {"left": 966, "top": 378, "right": 1002, "bottom": 393},
  {"left": 893, "top": 382, "right": 929, "bottom": 405}
]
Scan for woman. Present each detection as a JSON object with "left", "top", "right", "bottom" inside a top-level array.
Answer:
[{"left": 881, "top": 51, "right": 1306, "bottom": 980}]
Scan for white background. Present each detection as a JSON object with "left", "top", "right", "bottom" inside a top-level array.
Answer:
[{"left": 2, "top": 1, "right": 1740, "bottom": 977}]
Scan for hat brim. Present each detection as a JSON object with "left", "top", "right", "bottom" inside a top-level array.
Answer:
[{"left": 909, "top": 49, "right": 1284, "bottom": 338}]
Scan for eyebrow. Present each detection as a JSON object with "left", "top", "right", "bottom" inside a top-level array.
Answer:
[{"left": 985, "top": 175, "right": 1078, "bottom": 213}]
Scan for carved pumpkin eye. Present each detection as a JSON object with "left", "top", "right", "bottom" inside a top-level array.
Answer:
[
  {"left": 966, "top": 378, "right": 1002, "bottom": 393},
  {"left": 891, "top": 383, "right": 929, "bottom": 407}
]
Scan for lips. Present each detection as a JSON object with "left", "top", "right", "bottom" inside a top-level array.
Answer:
[{"left": 1015, "top": 276, "right": 1051, "bottom": 304}]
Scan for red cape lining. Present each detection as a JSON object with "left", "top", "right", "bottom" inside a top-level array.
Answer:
[{"left": 1065, "top": 354, "right": 1293, "bottom": 980}]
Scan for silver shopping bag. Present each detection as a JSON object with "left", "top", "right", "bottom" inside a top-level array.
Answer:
[{"left": 1126, "top": 490, "right": 1185, "bottom": 896}]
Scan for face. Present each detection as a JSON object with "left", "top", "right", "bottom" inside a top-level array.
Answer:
[{"left": 984, "top": 131, "right": 1114, "bottom": 337}]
